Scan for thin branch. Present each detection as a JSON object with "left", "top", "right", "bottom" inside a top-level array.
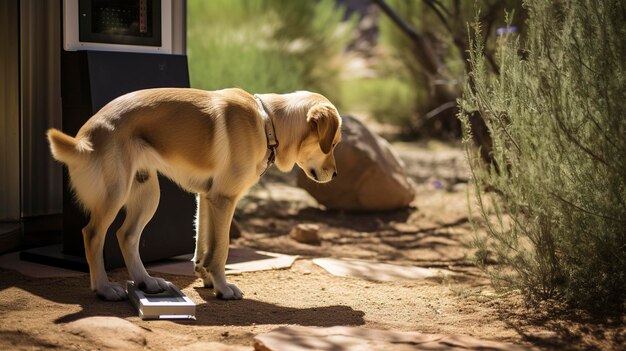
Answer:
[
  {"left": 423, "top": 0, "right": 453, "bottom": 34},
  {"left": 549, "top": 191, "right": 626, "bottom": 224},
  {"left": 429, "top": 0, "right": 452, "bottom": 17},
  {"left": 371, "top": 0, "right": 423, "bottom": 44},
  {"left": 582, "top": 99, "right": 619, "bottom": 152},
  {"left": 371, "top": 0, "right": 444, "bottom": 76},
  {"left": 425, "top": 101, "right": 457, "bottom": 120},
  {"left": 571, "top": 36, "right": 598, "bottom": 74},
  {"left": 484, "top": 51, "right": 500, "bottom": 75},
  {"left": 553, "top": 108, "right": 624, "bottom": 178},
  {"left": 474, "top": 86, "right": 522, "bottom": 153},
  {"left": 481, "top": 1, "right": 505, "bottom": 74},
  {"left": 480, "top": 0, "right": 505, "bottom": 25}
]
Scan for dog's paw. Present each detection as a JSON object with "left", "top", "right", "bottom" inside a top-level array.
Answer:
[
  {"left": 216, "top": 283, "right": 243, "bottom": 300},
  {"left": 95, "top": 283, "right": 127, "bottom": 301},
  {"left": 194, "top": 265, "right": 214, "bottom": 288},
  {"left": 137, "top": 277, "right": 169, "bottom": 294}
]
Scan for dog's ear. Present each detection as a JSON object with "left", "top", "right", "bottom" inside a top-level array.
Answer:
[{"left": 307, "top": 103, "right": 340, "bottom": 154}]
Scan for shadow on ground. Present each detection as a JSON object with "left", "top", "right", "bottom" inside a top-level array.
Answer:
[
  {"left": 0, "top": 330, "right": 59, "bottom": 349},
  {"left": 236, "top": 201, "right": 472, "bottom": 267},
  {"left": 0, "top": 269, "right": 136, "bottom": 324},
  {"left": 0, "top": 268, "right": 365, "bottom": 328},
  {"left": 494, "top": 297, "right": 625, "bottom": 350},
  {"left": 192, "top": 287, "right": 365, "bottom": 327}
]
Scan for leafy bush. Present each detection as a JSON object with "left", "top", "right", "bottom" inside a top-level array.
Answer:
[
  {"left": 187, "top": 0, "right": 353, "bottom": 100},
  {"left": 460, "top": 0, "right": 626, "bottom": 309}
]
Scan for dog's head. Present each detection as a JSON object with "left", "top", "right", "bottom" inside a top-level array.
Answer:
[{"left": 297, "top": 102, "right": 342, "bottom": 183}]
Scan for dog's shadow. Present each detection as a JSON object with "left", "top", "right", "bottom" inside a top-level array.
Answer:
[
  {"left": 0, "top": 268, "right": 136, "bottom": 324},
  {"left": 0, "top": 268, "right": 365, "bottom": 327},
  {"left": 189, "top": 286, "right": 365, "bottom": 327}
]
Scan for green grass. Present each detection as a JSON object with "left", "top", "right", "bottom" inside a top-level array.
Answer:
[
  {"left": 188, "top": 0, "right": 301, "bottom": 93},
  {"left": 187, "top": 0, "right": 353, "bottom": 98},
  {"left": 340, "top": 77, "right": 418, "bottom": 129}
]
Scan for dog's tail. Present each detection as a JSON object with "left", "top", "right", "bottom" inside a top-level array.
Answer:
[{"left": 47, "top": 129, "right": 93, "bottom": 165}]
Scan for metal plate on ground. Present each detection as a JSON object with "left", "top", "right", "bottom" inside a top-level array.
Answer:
[{"left": 127, "top": 281, "right": 195, "bottom": 320}]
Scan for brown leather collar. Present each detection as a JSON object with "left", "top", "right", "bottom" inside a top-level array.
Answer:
[{"left": 254, "top": 95, "right": 278, "bottom": 177}]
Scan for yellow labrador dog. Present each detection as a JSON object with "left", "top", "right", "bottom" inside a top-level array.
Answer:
[{"left": 47, "top": 88, "right": 341, "bottom": 301}]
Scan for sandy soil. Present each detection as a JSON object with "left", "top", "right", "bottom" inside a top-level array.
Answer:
[{"left": 1, "top": 142, "right": 623, "bottom": 350}]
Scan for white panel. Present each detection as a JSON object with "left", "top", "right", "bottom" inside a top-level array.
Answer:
[
  {"left": 63, "top": 0, "right": 173, "bottom": 54},
  {"left": 171, "top": 0, "right": 186, "bottom": 55}
]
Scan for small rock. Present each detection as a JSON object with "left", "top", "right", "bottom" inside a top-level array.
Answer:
[
  {"left": 452, "top": 182, "right": 468, "bottom": 192},
  {"left": 289, "top": 224, "right": 320, "bottom": 244}
]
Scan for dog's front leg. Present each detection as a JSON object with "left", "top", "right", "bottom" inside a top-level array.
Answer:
[
  {"left": 200, "top": 193, "right": 243, "bottom": 300},
  {"left": 193, "top": 195, "right": 214, "bottom": 288}
]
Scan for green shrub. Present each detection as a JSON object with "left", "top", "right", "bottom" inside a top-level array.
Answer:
[
  {"left": 187, "top": 0, "right": 353, "bottom": 100},
  {"left": 341, "top": 77, "right": 417, "bottom": 130},
  {"left": 460, "top": 0, "right": 626, "bottom": 309}
]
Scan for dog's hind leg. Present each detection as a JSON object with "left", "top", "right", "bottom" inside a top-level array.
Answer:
[
  {"left": 83, "top": 197, "right": 127, "bottom": 301},
  {"left": 116, "top": 169, "right": 169, "bottom": 293}
]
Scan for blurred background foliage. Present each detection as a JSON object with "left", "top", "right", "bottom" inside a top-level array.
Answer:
[
  {"left": 188, "top": 0, "right": 524, "bottom": 139},
  {"left": 188, "top": 0, "right": 355, "bottom": 104},
  {"left": 368, "top": 0, "right": 524, "bottom": 137}
]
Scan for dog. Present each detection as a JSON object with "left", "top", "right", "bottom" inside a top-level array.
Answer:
[{"left": 47, "top": 88, "right": 342, "bottom": 301}]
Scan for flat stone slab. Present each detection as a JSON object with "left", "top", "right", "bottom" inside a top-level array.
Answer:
[
  {"left": 0, "top": 248, "right": 296, "bottom": 279},
  {"left": 254, "top": 326, "right": 534, "bottom": 351},
  {"left": 147, "top": 248, "right": 298, "bottom": 276},
  {"left": 174, "top": 342, "right": 253, "bottom": 351},
  {"left": 312, "top": 258, "right": 453, "bottom": 281},
  {"left": 225, "top": 248, "right": 299, "bottom": 274}
]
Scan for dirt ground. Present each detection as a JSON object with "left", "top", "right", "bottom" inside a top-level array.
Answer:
[{"left": 0, "top": 141, "right": 623, "bottom": 350}]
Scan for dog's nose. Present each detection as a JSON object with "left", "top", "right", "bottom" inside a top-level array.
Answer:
[{"left": 332, "top": 170, "right": 338, "bottom": 179}]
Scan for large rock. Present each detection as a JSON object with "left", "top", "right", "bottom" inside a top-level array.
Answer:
[{"left": 297, "top": 116, "right": 415, "bottom": 211}]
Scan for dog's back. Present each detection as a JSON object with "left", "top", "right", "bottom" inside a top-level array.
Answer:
[{"left": 47, "top": 88, "right": 267, "bottom": 212}]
